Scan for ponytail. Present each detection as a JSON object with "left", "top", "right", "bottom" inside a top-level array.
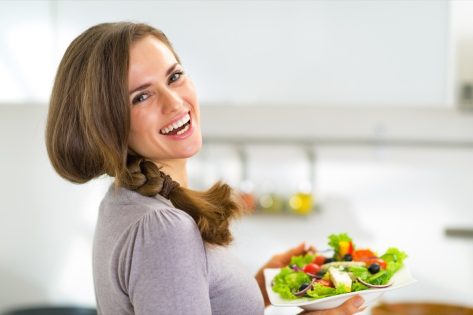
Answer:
[{"left": 122, "top": 155, "right": 244, "bottom": 245}]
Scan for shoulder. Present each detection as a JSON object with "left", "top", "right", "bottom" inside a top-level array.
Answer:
[
  {"left": 101, "top": 183, "right": 174, "bottom": 210},
  {"left": 132, "top": 206, "right": 201, "bottom": 245},
  {"left": 99, "top": 184, "right": 203, "bottom": 247},
  {"left": 115, "top": 205, "right": 208, "bottom": 293}
]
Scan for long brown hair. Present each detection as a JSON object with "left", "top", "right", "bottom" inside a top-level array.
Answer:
[{"left": 46, "top": 22, "right": 244, "bottom": 245}]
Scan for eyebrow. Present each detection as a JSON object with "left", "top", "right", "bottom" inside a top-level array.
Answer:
[{"left": 129, "top": 62, "right": 180, "bottom": 95}]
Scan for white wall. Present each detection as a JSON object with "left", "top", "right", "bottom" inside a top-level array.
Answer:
[
  {"left": 1, "top": 0, "right": 449, "bottom": 106},
  {"left": 0, "top": 106, "right": 111, "bottom": 310}
]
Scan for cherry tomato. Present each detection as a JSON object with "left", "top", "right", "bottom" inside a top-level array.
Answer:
[
  {"left": 303, "top": 263, "right": 321, "bottom": 275},
  {"left": 313, "top": 255, "right": 326, "bottom": 266}
]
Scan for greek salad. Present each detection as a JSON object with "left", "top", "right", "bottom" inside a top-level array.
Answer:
[{"left": 271, "top": 233, "right": 408, "bottom": 300}]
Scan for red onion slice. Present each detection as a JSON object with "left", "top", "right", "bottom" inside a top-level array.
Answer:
[
  {"left": 356, "top": 277, "right": 392, "bottom": 288},
  {"left": 293, "top": 278, "right": 317, "bottom": 296},
  {"left": 290, "top": 264, "right": 303, "bottom": 272}
]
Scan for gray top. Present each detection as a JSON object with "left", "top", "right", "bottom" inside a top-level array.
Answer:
[{"left": 92, "top": 184, "right": 264, "bottom": 315}]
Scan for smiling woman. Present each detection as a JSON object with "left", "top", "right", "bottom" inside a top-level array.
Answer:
[
  {"left": 44, "top": 22, "right": 364, "bottom": 315},
  {"left": 44, "top": 22, "right": 265, "bottom": 315}
]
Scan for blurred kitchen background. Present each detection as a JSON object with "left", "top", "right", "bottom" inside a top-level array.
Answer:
[{"left": 1, "top": 0, "right": 473, "bottom": 314}]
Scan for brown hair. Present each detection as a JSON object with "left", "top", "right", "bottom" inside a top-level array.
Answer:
[{"left": 46, "top": 22, "right": 244, "bottom": 245}]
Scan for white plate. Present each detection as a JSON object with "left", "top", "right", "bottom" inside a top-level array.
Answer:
[{"left": 264, "top": 266, "right": 417, "bottom": 311}]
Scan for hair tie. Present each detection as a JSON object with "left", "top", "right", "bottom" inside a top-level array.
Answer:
[{"left": 159, "top": 173, "right": 180, "bottom": 199}]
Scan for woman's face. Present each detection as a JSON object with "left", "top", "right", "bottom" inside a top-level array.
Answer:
[{"left": 127, "top": 35, "right": 202, "bottom": 163}]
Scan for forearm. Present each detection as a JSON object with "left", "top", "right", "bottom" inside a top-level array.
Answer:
[{"left": 255, "top": 268, "right": 271, "bottom": 307}]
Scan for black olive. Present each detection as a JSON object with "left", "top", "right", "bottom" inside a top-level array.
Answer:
[
  {"left": 298, "top": 283, "right": 310, "bottom": 292},
  {"left": 343, "top": 254, "right": 353, "bottom": 261},
  {"left": 316, "top": 271, "right": 326, "bottom": 279},
  {"left": 368, "top": 263, "right": 381, "bottom": 274},
  {"left": 325, "top": 257, "right": 335, "bottom": 263}
]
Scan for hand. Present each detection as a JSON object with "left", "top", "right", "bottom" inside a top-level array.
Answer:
[
  {"left": 297, "top": 296, "right": 365, "bottom": 315},
  {"left": 255, "top": 242, "right": 314, "bottom": 307}
]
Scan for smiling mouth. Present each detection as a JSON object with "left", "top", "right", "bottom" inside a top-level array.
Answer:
[{"left": 159, "top": 112, "right": 191, "bottom": 136}]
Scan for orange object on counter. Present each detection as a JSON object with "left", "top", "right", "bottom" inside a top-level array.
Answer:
[{"left": 239, "top": 192, "right": 256, "bottom": 212}]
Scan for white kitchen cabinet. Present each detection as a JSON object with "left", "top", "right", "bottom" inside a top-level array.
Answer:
[{"left": 1, "top": 0, "right": 450, "bottom": 107}]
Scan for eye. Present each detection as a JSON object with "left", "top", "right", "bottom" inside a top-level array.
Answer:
[
  {"left": 132, "top": 92, "right": 150, "bottom": 105},
  {"left": 168, "top": 70, "right": 184, "bottom": 84}
]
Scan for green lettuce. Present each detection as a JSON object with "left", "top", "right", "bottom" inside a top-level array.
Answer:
[
  {"left": 348, "top": 265, "right": 370, "bottom": 281},
  {"left": 381, "top": 247, "right": 408, "bottom": 274},
  {"left": 307, "top": 283, "right": 350, "bottom": 299},
  {"left": 272, "top": 267, "right": 311, "bottom": 300},
  {"left": 290, "top": 254, "right": 315, "bottom": 268}
]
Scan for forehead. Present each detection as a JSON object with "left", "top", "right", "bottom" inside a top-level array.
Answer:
[{"left": 128, "top": 36, "right": 177, "bottom": 85}]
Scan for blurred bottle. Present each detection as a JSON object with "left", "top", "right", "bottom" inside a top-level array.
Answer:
[{"left": 288, "top": 181, "right": 314, "bottom": 215}]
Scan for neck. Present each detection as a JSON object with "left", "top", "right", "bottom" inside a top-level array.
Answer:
[{"left": 154, "top": 158, "right": 188, "bottom": 188}]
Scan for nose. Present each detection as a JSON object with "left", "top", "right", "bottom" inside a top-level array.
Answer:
[{"left": 159, "top": 87, "right": 183, "bottom": 115}]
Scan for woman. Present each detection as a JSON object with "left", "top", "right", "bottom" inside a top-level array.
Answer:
[{"left": 45, "top": 22, "right": 364, "bottom": 315}]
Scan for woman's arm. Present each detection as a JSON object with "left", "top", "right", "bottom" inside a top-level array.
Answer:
[{"left": 124, "top": 209, "right": 212, "bottom": 315}]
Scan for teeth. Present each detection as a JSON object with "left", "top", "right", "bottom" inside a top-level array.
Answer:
[
  {"left": 160, "top": 113, "right": 191, "bottom": 134},
  {"left": 176, "top": 124, "right": 190, "bottom": 135}
]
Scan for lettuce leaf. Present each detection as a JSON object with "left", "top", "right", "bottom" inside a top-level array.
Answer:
[
  {"left": 357, "top": 247, "right": 408, "bottom": 285},
  {"left": 272, "top": 267, "right": 311, "bottom": 300},
  {"left": 352, "top": 281, "right": 369, "bottom": 291},
  {"left": 381, "top": 247, "right": 407, "bottom": 274},
  {"left": 290, "top": 253, "right": 315, "bottom": 268},
  {"left": 306, "top": 283, "right": 350, "bottom": 299},
  {"left": 348, "top": 265, "right": 370, "bottom": 281}
]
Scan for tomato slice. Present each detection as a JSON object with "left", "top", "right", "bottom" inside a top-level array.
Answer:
[
  {"left": 352, "top": 249, "right": 387, "bottom": 269},
  {"left": 352, "top": 249, "right": 376, "bottom": 261},
  {"left": 303, "top": 263, "right": 321, "bottom": 275},
  {"left": 313, "top": 255, "right": 326, "bottom": 266}
]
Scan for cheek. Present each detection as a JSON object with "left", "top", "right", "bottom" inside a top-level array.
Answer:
[
  {"left": 128, "top": 108, "right": 154, "bottom": 147},
  {"left": 184, "top": 82, "right": 200, "bottom": 119}
]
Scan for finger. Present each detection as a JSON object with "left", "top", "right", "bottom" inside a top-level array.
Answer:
[
  {"left": 305, "top": 244, "right": 317, "bottom": 254},
  {"left": 274, "top": 243, "right": 306, "bottom": 265},
  {"left": 287, "top": 242, "right": 306, "bottom": 256}
]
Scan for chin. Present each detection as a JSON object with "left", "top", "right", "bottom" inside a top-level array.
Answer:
[{"left": 182, "top": 141, "right": 202, "bottom": 158}]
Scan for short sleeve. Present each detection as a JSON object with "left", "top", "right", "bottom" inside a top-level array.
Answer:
[{"left": 118, "top": 208, "right": 212, "bottom": 315}]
